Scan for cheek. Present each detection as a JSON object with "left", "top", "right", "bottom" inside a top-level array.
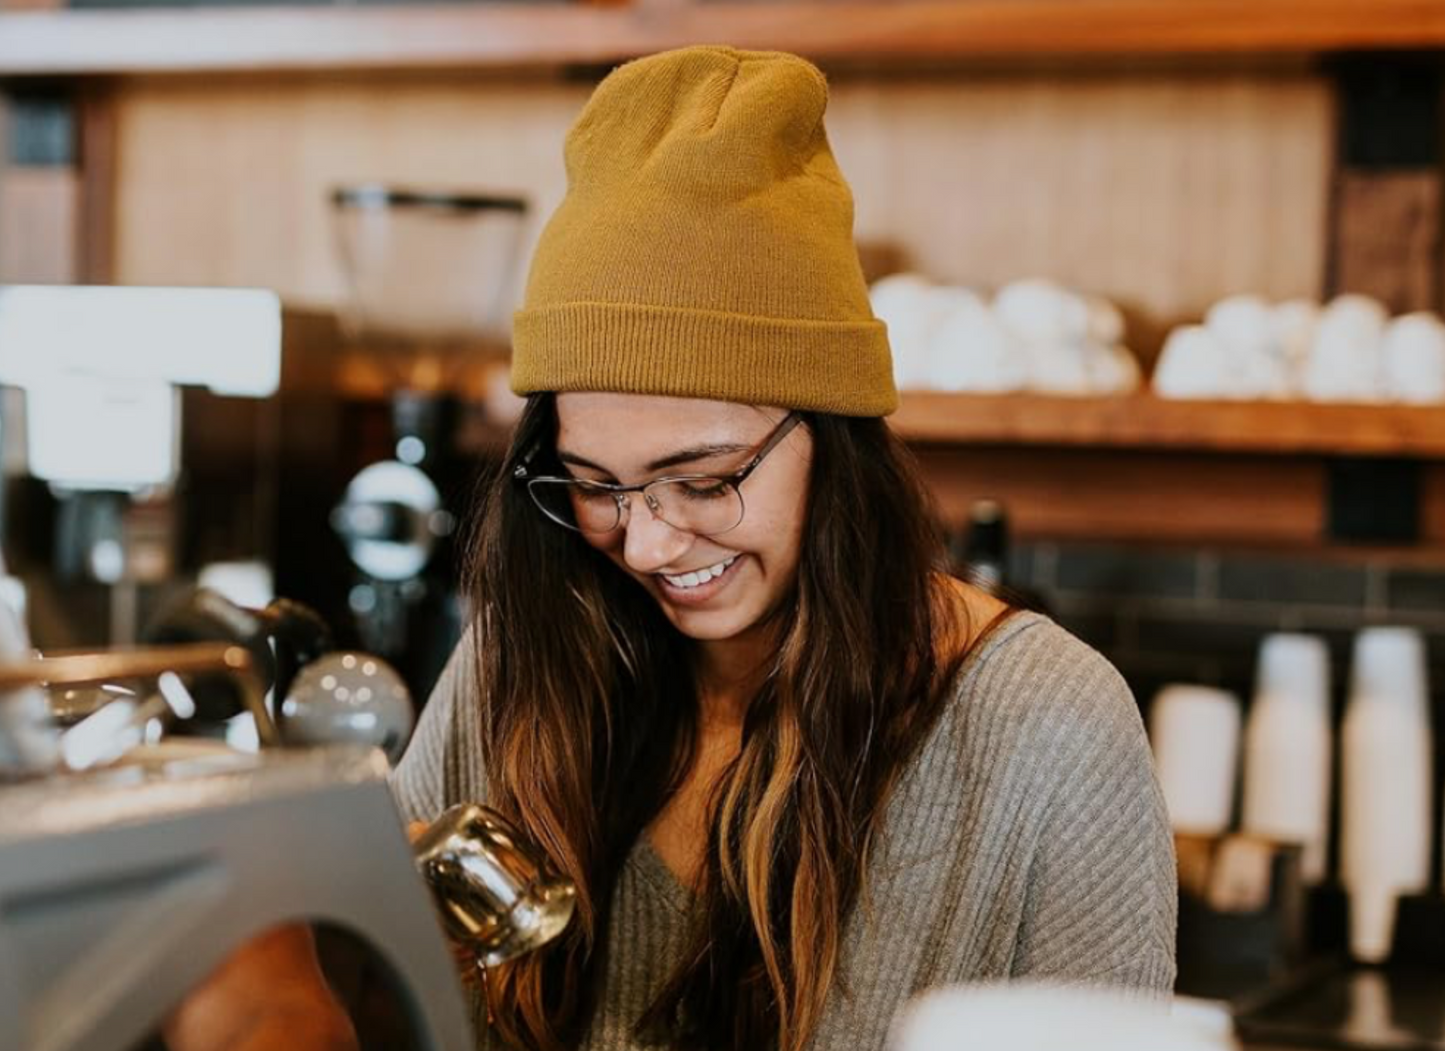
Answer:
[
  {"left": 581, "top": 530, "right": 625, "bottom": 559},
  {"left": 739, "top": 490, "right": 808, "bottom": 567}
]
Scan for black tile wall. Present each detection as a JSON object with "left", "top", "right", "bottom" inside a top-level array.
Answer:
[
  {"left": 1052, "top": 543, "right": 1198, "bottom": 600},
  {"left": 953, "top": 538, "right": 1445, "bottom": 716},
  {"left": 1132, "top": 613, "right": 1276, "bottom": 669},
  {"left": 1041, "top": 601, "right": 1118, "bottom": 652},
  {"left": 1217, "top": 556, "right": 1368, "bottom": 608},
  {"left": 1387, "top": 569, "right": 1445, "bottom": 613}
]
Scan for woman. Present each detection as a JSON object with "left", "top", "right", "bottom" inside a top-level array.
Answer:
[{"left": 389, "top": 44, "right": 1175, "bottom": 1051}]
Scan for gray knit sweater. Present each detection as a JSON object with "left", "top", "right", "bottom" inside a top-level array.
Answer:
[{"left": 390, "top": 611, "right": 1178, "bottom": 1050}]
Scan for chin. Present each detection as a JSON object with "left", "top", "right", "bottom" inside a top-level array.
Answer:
[{"left": 665, "top": 608, "right": 756, "bottom": 642}]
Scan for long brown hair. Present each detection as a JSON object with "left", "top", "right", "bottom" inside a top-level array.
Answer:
[{"left": 465, "top": 394, "right": 973, "bottom": 1051}]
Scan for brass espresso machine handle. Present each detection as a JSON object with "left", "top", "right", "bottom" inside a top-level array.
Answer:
[{"left": 0, "top": 642, "right": 280, "bottom": 749}]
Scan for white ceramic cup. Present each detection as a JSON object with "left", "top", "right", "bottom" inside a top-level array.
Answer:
[
  {"left": 928, "top": 295, "right": 1026, "bottom": 394},
  {"left": 993, "top": 277, "right": 1090, "bottom": 345},
  {"left": 870, "top": 273, "right": 951, "bottom": 391},
  {"left": 1149, "top": 684, "right": 1242, "bottom": 836},
  {"left": 1303, "top": 294, "right": 1388, "bottom": 403},
  {"left": 1380, "top": 312, "right": 1445, "bottom": 405},
  {"left": 1241, "top": 633, "right": 1333, "bottom": 882},
  {"left": 1153, "top": 325, "right": 1234, "bottom": 400}
]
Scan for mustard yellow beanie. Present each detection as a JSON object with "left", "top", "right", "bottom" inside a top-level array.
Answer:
[{"left": 511, "top": 45, "right": 897, "bottom": 417}]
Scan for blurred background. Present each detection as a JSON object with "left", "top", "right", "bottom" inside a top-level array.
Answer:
[{"left": 4, "top": 1, "right": 1445, "bottom": 1041}]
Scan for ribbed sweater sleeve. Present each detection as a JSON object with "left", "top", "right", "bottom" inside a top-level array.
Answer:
[
  {"left": 1002, "top": 630, "right": 1178, "bottom": 992},
  {"left": 389, "top": 627, "right": 485, "bottom": 824}
]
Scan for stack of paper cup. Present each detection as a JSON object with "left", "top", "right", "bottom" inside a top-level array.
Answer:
[
  {"left": 1340, "top": 627, "right": 1433, "bottom": 963},
  {"left": 1150, "top": 685, "right": 1243, "bottom": 836},
  {"left": 1241, "top": 634, "right": 1333, "bottom": 883}
]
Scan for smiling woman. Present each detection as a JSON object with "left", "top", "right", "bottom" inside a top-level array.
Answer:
[
  {"left": 528, "top": 398, "right": 810, "bottom": 645},
  {"left": 386, "top": 43, "right": 1176, "bottom": 1051}
]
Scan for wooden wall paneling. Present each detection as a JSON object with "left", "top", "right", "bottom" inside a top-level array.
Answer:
[
  {"left": 108, "top": 70, "right": 1333, "bottom": 364},
  {"left": 1326, "top": 56, "right": 1444, "bottom": 312},
  {"left": 827, "top": 71, "right": 1333, "bottom": 360},
  {"left": 0, "top": 167, "right": 81, "bottom": 283},
  {"left": 1423, "top": 463, "right": 1445, "bottom": 547},
  {"left": 111, "top": 75, "right": 589, "bottom": 311},
  {"left": 0, "top": 166, "right": 80, "bottom": 283},
  {"left": 76, "top": 85, "right": 117, "bottom": 283},
  {"left": 912, "top": 445, "right": 1327, "bottom": 547},
  {"left": 913, "top": 443, "right": 1445, "bottom": 552},
  {"left": 1331, "top": 171, "right": 1442, "bottom": 312}
]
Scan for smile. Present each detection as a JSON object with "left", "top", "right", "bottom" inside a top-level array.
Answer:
[{"left": 660, "top": 555, "right": 738, "bottom": 591}]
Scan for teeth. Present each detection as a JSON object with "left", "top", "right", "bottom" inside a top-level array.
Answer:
[{"left": 663, "top": 556, "right": 735, "bottom": 590}]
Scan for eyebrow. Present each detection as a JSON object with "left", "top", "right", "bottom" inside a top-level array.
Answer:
[{"left": 557, "top": 441, "right": 754, "bottom": 476}]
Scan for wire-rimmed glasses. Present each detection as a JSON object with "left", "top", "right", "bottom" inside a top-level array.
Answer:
[{"left": 515, "top": 413, "right": 802, "bottom": 536}]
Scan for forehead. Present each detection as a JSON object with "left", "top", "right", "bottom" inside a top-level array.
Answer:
[{"left": 554, "top": 392, "right": 778, "bottom": 458}]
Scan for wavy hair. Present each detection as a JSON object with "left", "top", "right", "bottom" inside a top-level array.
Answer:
[{"left": 465, "top": 393, "right": 977, "bottom": 1051}]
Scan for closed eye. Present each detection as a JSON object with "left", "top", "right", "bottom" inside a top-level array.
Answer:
[{"left": 673, "top": 480, "right": 731, "bottom": 500}]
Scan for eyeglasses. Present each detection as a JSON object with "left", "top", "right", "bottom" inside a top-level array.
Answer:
[{"left": 514, "top": 412, "right": 803, "bottom": 536}]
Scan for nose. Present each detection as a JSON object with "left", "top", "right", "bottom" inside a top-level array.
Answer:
[{"left": 620, "top": 492, "right": 692, "bottom": 574}]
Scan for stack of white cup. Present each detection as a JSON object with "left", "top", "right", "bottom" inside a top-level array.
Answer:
[
  {"left": 1240, "top": 634, "right": 1333, "bottom": 883},
  {"left": 869, "top": 275, "right": 1140, "bottom": 396},
  {"left": 1153, "top": 293, "right": 1445, "bottom": 403},
  {"left": 1340, "top": 627, "right": 1434, "bottom": 964}
]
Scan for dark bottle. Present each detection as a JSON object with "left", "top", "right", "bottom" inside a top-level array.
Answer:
[{"left": 953, "top": 500, "right": 1049, "bottom": 614}]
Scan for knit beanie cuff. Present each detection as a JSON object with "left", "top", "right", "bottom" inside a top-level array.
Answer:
[{"left": 511, "top": 301, "right": 898, "bottom": 417}]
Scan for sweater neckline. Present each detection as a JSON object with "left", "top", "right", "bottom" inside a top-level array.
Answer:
[{"left": 630, "top": 608, "right": 1047, "bottom": 908}]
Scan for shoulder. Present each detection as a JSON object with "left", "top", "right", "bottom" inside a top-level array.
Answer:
[{"left": 942, "top": 611, "right": 1147, "bottom": 771}]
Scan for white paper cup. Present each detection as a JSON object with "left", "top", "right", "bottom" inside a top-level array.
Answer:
[
  {"left": 1341, "top": 627, "right": 1432, "bottom": 962},
  {"left": 1241, "top": 634, "right": 1332, "bottom": 882},
  {"left": 1351, "top": 626, "right": 1429, "bottom": 710},
  {"left": 1150, "top": 685, "right": 1242, "bottom": 836}
]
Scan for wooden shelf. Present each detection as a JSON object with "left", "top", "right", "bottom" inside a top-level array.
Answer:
[
  {"left": 892, "top": 392, "right": 1445, "bottom": 458},
  {"left": 4, "top": 0, "right": 1445, "bottom": 78}
]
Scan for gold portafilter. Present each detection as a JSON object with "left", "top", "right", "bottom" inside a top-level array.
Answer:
[{"left": 412, "top": 803, "right": 578, "bottom": 967}]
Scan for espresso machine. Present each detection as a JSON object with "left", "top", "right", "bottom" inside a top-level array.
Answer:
[
  {"left": 328, "top": 186, "right": 528, "bottom": 700},
  {"left": 0, "top": 618, "right": 576, "bottom": 1051}
]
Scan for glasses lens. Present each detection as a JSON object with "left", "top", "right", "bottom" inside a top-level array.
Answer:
[
  {"left": 648, "top": 478, "right": 744, "bottom": 536},
  {"left": 528, "top": 480, "right": 620, "bottom": 533}
]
